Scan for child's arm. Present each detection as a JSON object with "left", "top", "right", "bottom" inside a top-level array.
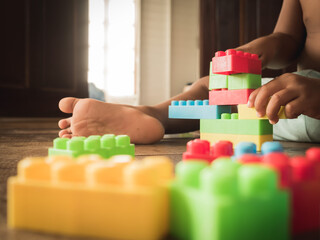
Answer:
[
  {"left": 237, "top": 0, "right": 306, "bottom": 69},
  {"left": 236, "top": 0, "right": 320, "bottom": 123}
]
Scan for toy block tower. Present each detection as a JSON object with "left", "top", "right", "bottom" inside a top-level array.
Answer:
[{"left": 169, "top": 49, "right": 286, "bottom": 150}]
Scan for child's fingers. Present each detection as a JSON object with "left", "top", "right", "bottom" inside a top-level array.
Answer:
[
  {"left": 266, "top": 89, "right": 298, "bottom": 124},
  {"left": 284, "top": 97, "right": 305, "bottom": 119},
  {"left": 247, "top": 88, "right": 260, "bottom": 107},
  {"left": 254, "top": 79, "right": 283, "bottom": 117}
]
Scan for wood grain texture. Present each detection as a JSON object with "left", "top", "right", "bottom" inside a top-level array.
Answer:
[{"left": 0, "top": 118, "right": 319, "bottom": 240}]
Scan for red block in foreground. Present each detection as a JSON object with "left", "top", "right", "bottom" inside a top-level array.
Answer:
[
  {"left": 212, "top": 49, "right": 261, "bottom": 75},
  {"left": 239, "top": 150, "right": 320, "bottom": 234},
  {"left": 261, "top": 153, "right": 320, "bottom": 234},
  {"left": 182, "top": 139, "right": 233, "bottom": 163},
  {"left": 209, "top": 89, "right": 254, "bottom": 105}
]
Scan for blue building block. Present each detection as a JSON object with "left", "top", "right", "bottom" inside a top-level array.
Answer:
[
  {"left": 234, "top": 142, "right": 257, "bottom": 158},
  {"left": 169, "top": 100, "right": 232, "bottom": 119},
  {"left": 261, "top": 141, "right": 284, "bottom": 155}
]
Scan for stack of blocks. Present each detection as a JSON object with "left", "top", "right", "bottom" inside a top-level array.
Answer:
[{"left": 169, "top": 49, "right": 286, "bottom": 150}]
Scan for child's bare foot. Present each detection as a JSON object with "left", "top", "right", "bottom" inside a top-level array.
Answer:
[{"left": 58, "top": 97, "right": 165, "bottom": 144}]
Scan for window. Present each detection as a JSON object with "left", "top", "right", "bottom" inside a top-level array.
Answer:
[{"left": 88, "top": 0, "right": 139, "bottom": 104}]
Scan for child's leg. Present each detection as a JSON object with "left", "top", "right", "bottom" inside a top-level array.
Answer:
[{"left": 264, "top": 70, "right": 320, "bottom": 142}]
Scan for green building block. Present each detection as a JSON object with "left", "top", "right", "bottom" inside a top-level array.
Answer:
[
  {"left": 228, "top": 73, "right": 261, "bottom": 90},
  {"left": 170, "top": 159, "right": 289, "bottom": 240},
  {"left": 209, "top": 62, "right": 228, "bottom": 90},
  {"left": 48, "top": 134, "right": 135, "bottom": 158},
  {"left": 200, "top": 113, "right": 273, "bottom": 135}
]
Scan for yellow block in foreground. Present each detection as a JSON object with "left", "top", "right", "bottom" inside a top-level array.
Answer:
[
  {"left": 8, "top": 155, "right": 173, "bottom": 240},
  {"left": 201, "top": 133, "right": 273, "bottom": 151},
  {"left": 238, "top": 104, "right": 286, "bottom": 120}
]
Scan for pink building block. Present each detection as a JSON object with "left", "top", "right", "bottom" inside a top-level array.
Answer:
[
  {"left": 212, "top": 49, "right": 261, "bottom": 75},
  {"left": 209, "top": 89, "right": 254, "bottom": 105}
]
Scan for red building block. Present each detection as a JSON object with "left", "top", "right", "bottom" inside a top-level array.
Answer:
[
  {"left": 182, "top": 139, "right": 233, "bottom": 163},
  {"left": 212, "top": 49, "right": 261, "bottom": 75},
  {"left": 210, "top": 140, "right": 233, "bottom": 159},
  {"left": 238, "top": 154, "right": 261, "bottom": 164},
  {"left": 290, "top": 156, "right": 320, "bottom": 234},
  {"left": 240, "top": 149, "right": 320, "bottom": 234},
  {"left": 261, "top": 153, "right": 292, "bottom": 189},
  {"left": 183, "top": 139, "right": 214, "bottom": 163},
  {"left": 209, "top": 89, "right": 254, "bottom": 105}
]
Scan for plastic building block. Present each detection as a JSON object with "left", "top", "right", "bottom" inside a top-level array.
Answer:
[
  {"left": 235, "top": 141, "right": 283, "bottom": 159},
  {"left": 238, "top": 150, "right": 320, "bottom": 234},
  {"left": 169, "top": 100, "right": 232, "bottom": 119},
  {"left": 212, "top": 49, "right": 261, "bottom": 75},
  {"left": 200, "top": 114, "right": 273, "bottom": 135},
  {"left": 238, "top": 104, "right": 286, "bottom": 119},
  {"left": 48, "top": 134, "right": 135, "bottom": 158},
  {"left": 8, "top": 155, "right": 173, "bottom": 240},
  {"left": 170, "top": 159, "right": 289, "bottom": 240},
  {"left": 209, "top": 73, "right": 228, "bottom": 90},
  {"left": 237, "top": 154, "right": 261, "bottom": 164},
  {"left": 209, "top": 61, "right": 228, "bottom": 90},
  {"left": 211, "top": 140, "right": 234, "bottom": 158},
  {"left": 306, "top": 147, "right": 320, "bottom": 162},
  {"left": 209, "top": 89, "right": 254, "bottom": 105},
  {"left": 234, "top": 142, "right": 257, "bottom": 158},
  {"left": 228, "top": 73, "right": 261, "bottom": 90},
  {"left": 183, "top": 139, "right": 214, "bottom": 163},
  {"left": 201, "top": 132, "right": 273, "bottom": 151},
  {"left": 182, "top": 139, "right": 233, "bottom": 163},
  {"left": 260, "top": 153, "right": 292, "bottom": 189},
  {"left": 261, "top": 141, "right": 284, "bottom": 155},
  {"left": 209, "top": 72, "right": 261, "bottom": 90},
  {"left": 289, "top": 156, "right": 320, "bottom": 233}
]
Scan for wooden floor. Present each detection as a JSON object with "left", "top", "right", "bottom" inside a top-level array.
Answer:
[{"left": 0, "top": 118, "right": 319, "bottom": 240}]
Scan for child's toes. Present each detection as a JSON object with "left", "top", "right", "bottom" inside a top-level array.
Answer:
[
  {"left": 59, "top": 128, "right": 72, "bottom": 138},
  {"left": 61, "top": 133, "right": 73, "bottom": 139},
  {"left": 58, "top": 118, "right": 71, "bottom": 129},
  {"left": 59, "top": 97, "right": 79, "bottom": 113}
]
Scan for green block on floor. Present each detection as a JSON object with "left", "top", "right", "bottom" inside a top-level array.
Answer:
[
  {"left": 200, "top": 113, "right": 273, "bottom": 135},
  {"left": 170, "top": 159, "right": 289, "bottom": 240},
  {"left": 48, "top": 134, "right": 135, "bottom": 158},
  {"left": 209, "top": 62, "right": 228, "bottom": 90},
  {"left": 228, "top": 73, "right": 261, "bottom": 90}
]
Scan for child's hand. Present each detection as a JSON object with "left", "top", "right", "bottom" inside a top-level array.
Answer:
[{"left": 247, "top": 73, "right": 320, "bottom": 124}]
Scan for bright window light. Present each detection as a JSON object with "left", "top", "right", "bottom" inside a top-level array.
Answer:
[
  {"left": 88, "top": 0, "right": 105, "bottom": 90},
  {"left": 88, "top": 0, "right": 136, "bottom": 99}
]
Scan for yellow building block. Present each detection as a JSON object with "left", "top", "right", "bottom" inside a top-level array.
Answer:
[
  {"left": 8, "top": 155, "right": 173, "bottom": 240},
  {"left": 238, "top": 104, "right": 286, "bottom": 120},
  {"left": 200, "top": 132, "right": 273, "bottom": 151}
]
